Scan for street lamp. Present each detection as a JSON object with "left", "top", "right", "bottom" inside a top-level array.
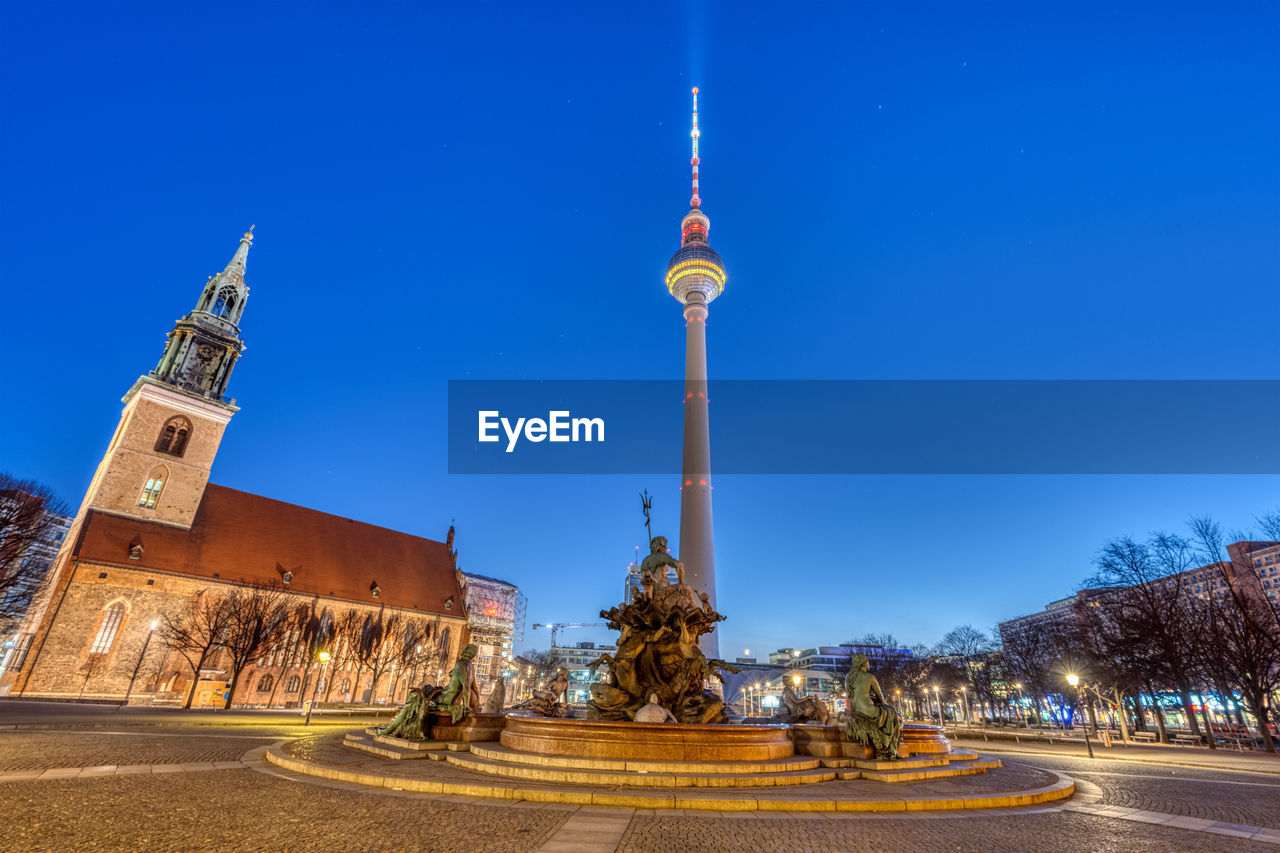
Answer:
[
  {"left": 932, "top": 685, "right": 943, "bottom": 728},
  {"left": 122, "top": 620, "right": 159, "bottom": 706},
  {"left": 305, "top": 650, "right": 331, "bottom": 726},
  {"left": 1066, "top": 674, "right": 1095, "bottom": 759},
  {"left": 960, "top": 686, "right": 970, "bottom": 725},
  {"left": 792, "top": 673, "right": 803, "bottom": 696},
  {"left": 1014, "top": 683, "right": 1026, "bottom": 726}
]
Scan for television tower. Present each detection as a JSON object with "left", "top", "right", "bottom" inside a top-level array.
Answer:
[{"left": 665, "top": 87, "right": 727, "bottom": 658}]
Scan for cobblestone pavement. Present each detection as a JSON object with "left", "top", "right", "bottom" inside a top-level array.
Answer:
[
  {"left": 0, "top": 727, "right": 291, "bottom": 770},
  {"left": 995, "top": 753, "right": 1280, "bottom": 830},
  {"left": 0, "top": 768, "right": 571, "bottom": 853},
  {"left": 616, "top": 811, "right": 1274, "bottom": 852},
  {"left": 2, "top": 715, "right": 1278, "bottom": 852}
]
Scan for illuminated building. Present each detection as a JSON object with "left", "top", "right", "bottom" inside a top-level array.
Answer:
[
  {"left": 667, "top": 87, "right": 727, "bottom": 658},
  {"left": 460, "top": 572, "right": 526, "bottom": 686}
]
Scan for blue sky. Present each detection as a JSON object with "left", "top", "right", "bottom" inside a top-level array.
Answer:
[{"left": 2, "top": 2, "right": 1277, "bottom": 656}]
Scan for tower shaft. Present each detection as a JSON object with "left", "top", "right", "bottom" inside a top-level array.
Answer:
[{"left": 679, "top": 296, "right": 717, "bottom": 658}]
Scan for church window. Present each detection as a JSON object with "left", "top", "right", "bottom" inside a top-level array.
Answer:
[
  {"left": 137, "top": 466, "right": 168, "bottom": 508},
  {"left": 286, "top": 675, "right": 301, "bottom": 693},
  {"left": 89, "top": 602, "right": 127, "bottom": 655},
  {"left": 256, "top": 674, "right": 274, "bottom": 692},
  {"left": 438, "top": 627, "right": 451, "bottom": 662},
  {"left": 155, "top": 417, "right": 192, "bottom": 457}
]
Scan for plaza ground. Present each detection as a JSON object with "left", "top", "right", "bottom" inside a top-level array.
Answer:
[{"left": 1, "top": 700, "right": 1277, "bottom": 852}]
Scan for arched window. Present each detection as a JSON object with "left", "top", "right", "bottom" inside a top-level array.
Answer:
[
  {"left": 137, "top": 466, "right": 168, "bottom": 509},
  {"left": 154, "top": 416, "right": 192, "bottom": 457},
  {"left": 89, "top": 602, "right": 127, "bottom": 655},
  {"left": 339, "top": 678, "right": 351, "bottom": 695},
  {"left": 438, "top": 627, "right": 451, "bottom": 662},
  {"left": 211, "top": 286, "right": 237, "bottom": 319},
  {"left": 286, "top": 675, "right": 301, "bottom": 693},
  {"left": 256, "top": 674, "right": 274, "bottom": 692}
]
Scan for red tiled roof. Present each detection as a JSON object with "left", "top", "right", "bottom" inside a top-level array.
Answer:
[{"left": 74, "top": 484, "right": 464, "bottom": 615}]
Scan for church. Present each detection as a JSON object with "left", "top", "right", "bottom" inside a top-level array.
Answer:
[{"left": 1, "top": 230, "right": 472, "bottom": 707}]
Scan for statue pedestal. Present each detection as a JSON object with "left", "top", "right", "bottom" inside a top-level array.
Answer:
[
  {"left": 790, "top": 723, "right": 914, "bottom": 759},
  {"left": 502, "top": 716, "right": 793, "bottom": 761},
  {"left": 430, "top": 712, "right": 506, "bottom": 743}
]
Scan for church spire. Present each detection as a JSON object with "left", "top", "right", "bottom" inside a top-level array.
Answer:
[
  {"left": 223, "top": 225, "right": 254, "bottom": 281},
  {"left": 151, "top": 229, "right": 252, "bottom": 403}
]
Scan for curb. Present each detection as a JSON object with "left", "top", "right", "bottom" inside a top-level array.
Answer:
[{"left": 958, "top": 743, "right": 1280, "bottom": 777}]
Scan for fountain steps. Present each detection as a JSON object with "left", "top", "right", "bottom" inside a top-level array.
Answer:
[
  {"left": 468, "top": 743, "right": 821, "bottom": 775},
  {"left": 440, "top": 748, "right": 839, "bottom": 789}
]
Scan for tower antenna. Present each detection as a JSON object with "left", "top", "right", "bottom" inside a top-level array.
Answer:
[{"left": 690, "top": 87, "right": 701, "bottom": 209}]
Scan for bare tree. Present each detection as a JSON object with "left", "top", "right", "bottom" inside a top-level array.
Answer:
[
  {"left": 324, "top": 609, "right": 364, "bottom": 702},
  {"left": 218, "top": 583, "right": 288, "bottom": 709},
  {"left": 935, "top": 624, "right": 997, "bottom": 720},
  {"left": 0, "top": 473, "right": 70, "bottom": 631},
  {"left": 1189, "top": 516, "right": 1280, "bottom": 753},
  {"left": 157, "top": 589, "right": 233, "bottom": 709},
  {"left": 1087, "top": 534, "right": 1204, "bottom": 742},
  {"left": 354, "top": 609, "right": 403, "bottom": 704}
]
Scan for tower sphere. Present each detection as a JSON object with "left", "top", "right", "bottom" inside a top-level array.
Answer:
[{"left": 666, "top": 242, "right": 726, "bottom": 305}]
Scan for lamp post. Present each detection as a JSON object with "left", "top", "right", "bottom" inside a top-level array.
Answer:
[
  {"left": 792, "top": 673, "right": 803, "bottom": 697},
  {"left": 1066, "top": 674, "right": 1095, "bottom": 759},
  {"left": 305, "top": 650, "right": 331, "bottom": 726},
  {"left": 960, "top": 686, "right": 970, "bottom": 725},
  {"left": 122, "top": 620, "right": 159, "bottom": 707},
  {"left": 1014, "top": 683, "right": 1026, "bottom": 726},
  {"left": 932, "top": 685, "right": 943, "bottom": 728}
]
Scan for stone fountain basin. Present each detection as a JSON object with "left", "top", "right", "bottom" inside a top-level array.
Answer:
[{"left": 501, "top": 715, "right": 794, "bottom": 761}]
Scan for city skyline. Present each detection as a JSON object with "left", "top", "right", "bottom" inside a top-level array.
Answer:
[{"left": 2, "top": 2, "right": 1277, "bottom": 655}]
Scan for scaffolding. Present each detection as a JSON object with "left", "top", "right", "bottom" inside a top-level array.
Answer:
[{"left": 460, "top": 572, "right": 523, "bottom": 685}]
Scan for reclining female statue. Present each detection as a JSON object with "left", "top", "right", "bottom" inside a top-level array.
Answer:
[{"left": 844, "top": 653, "right": 903, "bottom": 760}]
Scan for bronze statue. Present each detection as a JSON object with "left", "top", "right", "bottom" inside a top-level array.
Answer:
[
  {"left": 639, "top": 536, "right": 684, "bottom": 589},
  {"left": 378, "top": 687, "right": 429, "bottom": 739},
  {"left": 588, "top": 533, "right": 733, "bottom": 723},
  {"left": 512, "top": 666, "right": 571, "bottom": 717},
  {"left": 843, "top": 653, "right": 902, "bottom": 760},
  {"left": 776, "top": 686, "right": 832, "bottom": 726},
  {"left": 434, "top": 643, "right": 480, "bottom": 724}
]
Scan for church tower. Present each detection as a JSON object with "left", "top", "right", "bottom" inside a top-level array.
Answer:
[
  {"left": 3, "top": 229, "right": 254, "bottom": 696},
  {"left": 74, "top": 227, "right": 253, "bottom": 530}
]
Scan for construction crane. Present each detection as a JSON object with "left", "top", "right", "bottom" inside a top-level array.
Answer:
[{"left": 531, "top": 622, "right": 605, "bottom": 648}]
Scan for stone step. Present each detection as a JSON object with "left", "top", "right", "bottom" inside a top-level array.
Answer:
[
  {"left": 373, "top": 734, "right": 449, "bottom": 751},
  {"left": 820, "top": 756, "right": 949, "bottom": 771},
  {"left": 467, "top": 743, "right": 820, "bottom": 775},
  {"left": 442, "top": 750, "right": 839, "bottom": 788},
  {"left": 342, "top": 733, "right": 430, "bottom": 761},
  {"left": 857, "top": 763, "right": 989, "bottom": 783}
]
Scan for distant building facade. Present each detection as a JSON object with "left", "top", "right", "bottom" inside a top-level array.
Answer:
[
  {"left": 550, "top": 641, "right": 617, "bottom": 704},
  {"left": 997, "top": 595, "right": 1080, "bottom": 649}
]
